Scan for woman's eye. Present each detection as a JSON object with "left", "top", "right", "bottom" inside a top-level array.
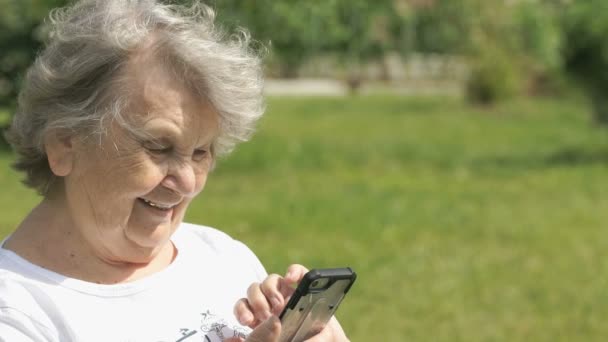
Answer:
[
  {"left": 150, "top": 147, "right": 171, "bottom": 154},
  {"left": 143, "top": 142, "right": 171, "bottom": 154},
  {"left": 192, "top": 149, "right": 208, "bottom": 161}
]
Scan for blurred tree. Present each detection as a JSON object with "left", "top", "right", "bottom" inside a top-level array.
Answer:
[
  {"left": 452, "top": 0, "right": 524, "bottom": 105},
  {"left": 322, "top": 0, "right": 403, "bottom": 92},
  {"left": 213, "top": 0, "right": 406, "bottom": 92},
  {"left": 561, "top": 0, "right": 608, "bottom": 124},
  {"left": 0, "top": 0, "right": 68, "bottom": 113},
  {"left": 512, "top": 0, "right": 563, "bottom": 96},
  {"left": 0, "top": 0, "right": 580, "bottom": 109},
  {"left": 411, "top": 0, "right": 472, "bottom": 54},
  {"left": 212, "top": 0, "right": 323, "bottom": 78},
  {"left": 403, "top": 0, "right": 565, "bottom": 105},
  {"left": 461, "top": 0, "right": 562, "bottom": 105}
]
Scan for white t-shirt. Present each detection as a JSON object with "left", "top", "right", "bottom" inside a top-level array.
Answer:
[{"left": 0, "top": 223, "right": 268, "bottom": 342}]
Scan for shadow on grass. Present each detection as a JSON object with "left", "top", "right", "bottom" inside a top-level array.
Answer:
[
  {"left": 544, "top": 147, "right": 608, "bottom": 166},
  {"left": 472, "top": 146, "right": 608, "bottom": 172}
]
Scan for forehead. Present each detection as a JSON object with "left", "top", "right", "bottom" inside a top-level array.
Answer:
[{"left": 123, "top": 59, "right": 219, "bottom": 143}]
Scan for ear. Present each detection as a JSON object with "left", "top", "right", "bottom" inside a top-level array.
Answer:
[{"left": 44, "top": 130, "right": 75, "bottom": 177}]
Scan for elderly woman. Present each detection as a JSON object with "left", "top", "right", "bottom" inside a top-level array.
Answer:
[{"left": 0, "top": 1, "right": 348, "bottom": 341}]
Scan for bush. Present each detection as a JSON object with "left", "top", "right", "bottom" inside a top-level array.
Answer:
[
  {"left": 466, "top": 47, "right": 521, "bottom": 105},
  {"left": 561, "top": 0, "right": 608, "bottom": 124}
]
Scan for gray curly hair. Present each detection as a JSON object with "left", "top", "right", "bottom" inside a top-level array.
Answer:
[{"left": 6, "top": 0, "right": 265, "bottom": 195}]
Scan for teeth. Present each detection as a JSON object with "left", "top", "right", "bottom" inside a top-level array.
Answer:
[{"left": 141, "top": 198, "right": 172, "bottom": 210}]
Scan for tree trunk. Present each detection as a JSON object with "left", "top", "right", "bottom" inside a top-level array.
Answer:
[{"left": 346, "top": 74, "right": 362, "bottom": 95}]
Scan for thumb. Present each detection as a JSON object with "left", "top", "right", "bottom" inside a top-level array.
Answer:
[{"left": 246, "top": 316, "right": 281, "bottom": 342}]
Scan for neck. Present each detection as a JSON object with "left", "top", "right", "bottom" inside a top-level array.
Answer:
[{"left": 3, "top": 197, "right": 176, "bottom": 284}]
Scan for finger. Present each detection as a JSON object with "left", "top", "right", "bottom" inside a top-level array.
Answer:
[
  {"left": 277, "top": 279, "right": 296, "bottom": 304},
  {"left": 304, "top": 317, "right": 348, "bottom": 342},
  {"left": 284, "top": 264, "right": 309, "bottom": 286},
  {"left": 280, "top": 264, "right": 309, "bottom": 302},
  {"left": 260, "top": 274, "right": 286, "bottom": 314},
  {"left": 300, "top": 321, "right": 332, "bottom": 342},
  {"left": 234, "top": 298, "right": 256, "bottom": 327},
  {"left": 245, "top": 316, "right": 281, "bottom": 342},
  {"left": 247, "top": 282, "right": 273, "bottom": 322}
]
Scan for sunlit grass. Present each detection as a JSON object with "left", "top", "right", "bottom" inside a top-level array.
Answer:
[
  {"left": 1, "top": 95, "right": 608, "bottom": 340},
  {"left": 0, "top": 108, "right": 9, "bottom": 126}
]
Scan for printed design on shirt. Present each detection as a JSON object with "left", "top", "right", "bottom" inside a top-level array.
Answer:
[
  {"left": 200, "top": 310, "right": 248, "bottom": 341},
  {"left": 164, "top": 310, "right": 249, "bottom": 342}
]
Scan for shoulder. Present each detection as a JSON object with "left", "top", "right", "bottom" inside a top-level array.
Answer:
[
  {"left": 178, "top": 222, "right": 240, "bottom": 248},
  {"left": 0, "top": 269, "right": 58, "bottom": 340},
  {"left": 0, "top": 270, "right": 39, "bottom": 310},
  {"left": 177, "top": 222, "right": 253, "bottom": 257},
  {"left": 176, "top": 222, "right": 268, "bottom": 280}
]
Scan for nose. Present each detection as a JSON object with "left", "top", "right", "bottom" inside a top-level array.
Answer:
[{"left": 162, "top": 159, "right": 198, "bottom": 196}]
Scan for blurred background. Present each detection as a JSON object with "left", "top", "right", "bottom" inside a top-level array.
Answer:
[{"left": 2, "top": 0, "right": 608, "bottom": 340}]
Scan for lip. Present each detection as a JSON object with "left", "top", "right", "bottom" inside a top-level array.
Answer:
[
  {"left": 137, "top": 198, "right": 179, "bottom": 220},
  {"left": 138, "top": 198, "right": 180, "bottom": 210}
]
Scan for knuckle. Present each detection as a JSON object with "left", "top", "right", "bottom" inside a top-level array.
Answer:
[
  {"left": 247, "top": 282, "right": 260, "bottom": 294},
  {"left": 246, "top": 284, "right": 262, "bottom": 299}
]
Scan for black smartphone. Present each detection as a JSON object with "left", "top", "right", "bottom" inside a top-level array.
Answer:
[{"left": 278, "top": 267, "right": 356, "bottom": 342}]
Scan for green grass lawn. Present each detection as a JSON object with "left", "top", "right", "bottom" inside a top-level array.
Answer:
[
  {"left": 2, "top": 96, "right": 608, "bottom": 340},
  {"left": 0, "top": 110, "right": 8, "bottom": 126}
]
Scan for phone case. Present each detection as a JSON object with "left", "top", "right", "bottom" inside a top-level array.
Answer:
[{"left": 278, "top": 268, "right": 356, "bottom": 342}]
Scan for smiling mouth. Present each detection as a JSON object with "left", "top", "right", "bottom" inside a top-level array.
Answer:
[{"left": 138, "top": 198, "right": 175, "bottom": 211}]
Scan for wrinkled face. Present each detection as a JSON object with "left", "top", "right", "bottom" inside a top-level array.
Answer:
[{"left": 62, "top": 65, "right": 218, "bottom": 264}]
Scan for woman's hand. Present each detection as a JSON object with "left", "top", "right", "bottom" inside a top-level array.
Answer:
[
  {"left": 226, "top": 316, "right": 347, "bottom": 342},
  {"left": 224, "top": 316, "right": 281, "bottom": 342},
  {"left": 234, "top": 264, "right": 306, "bottom": 327},
  {"left": 231, "top": 264, "right": 350, "bottom": 342}
]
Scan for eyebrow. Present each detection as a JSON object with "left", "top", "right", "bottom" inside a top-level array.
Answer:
[{"left": 138, "top": 125, "right": 214, "bottom": 149}]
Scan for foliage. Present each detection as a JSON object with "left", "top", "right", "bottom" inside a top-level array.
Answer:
[
  {"left": 0, "top": 0, "right": 606, "bottom": 110},
  {"left": 0, "top": 0, "right": 68, "bottom": 112},
  {"left": 211, "top": 0, "right": 322, "bottom": 78},
  {"left": 512, "top": 1, "right": 564, "bottom": 96},
  {"left": 462, "top": 0, "right": 523, "bottom": 105},
  {"left": 3, "top": 96, "right": 608, "bottom": 340},
  {"left": 212, "top": 0, "right": 404, "bottom": 87},
  {"left": 561, "top": 0, "right": 608, "bottom": 124},
  {"left": 410, "top": 0, "right": 474, "bottom": 54},
  {"left": 455, "top": 0, "right": 565, "bottom": 105},
  {"left": 466, "top": 45, "right": 521, "bottom": 105},
  {"left": 397, "top": 0, "right": 567, "bottom": 105},
  {"left": 513, "top": 1, "right": 562, "bottom": 72}
]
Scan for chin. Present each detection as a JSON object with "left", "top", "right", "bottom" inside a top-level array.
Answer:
[{"left": 124, "top": 224, "right": 174, "bottom": 250}]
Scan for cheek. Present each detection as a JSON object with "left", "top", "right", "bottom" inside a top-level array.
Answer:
[
  {"left": 194, "top": 167, "right": 211, "bottom": 194},
  {"left": 93, "top": 150, "right": 166, "bottom": 196},
  {"left": 119, "top": 158, "right": 166, "bottom": 191}
]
